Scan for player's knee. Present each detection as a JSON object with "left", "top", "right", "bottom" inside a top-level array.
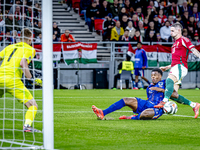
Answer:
[
  {"left": 140, "top": 109, "right": 154, "bottom": 120},
  {"left": 123, "top": 97, "right": 137, "bottom": 105},
  {"left": 25, "top": 99, "right": 38, "bottom": 109}
]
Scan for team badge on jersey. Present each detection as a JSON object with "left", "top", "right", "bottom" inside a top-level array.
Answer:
[{"left": 158, "top": 82, "right": 163, "bottom": 87}]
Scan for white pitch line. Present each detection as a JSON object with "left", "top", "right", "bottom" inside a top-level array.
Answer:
[{"left": 0, "top": 111, "right": 199, "bottom": 118}]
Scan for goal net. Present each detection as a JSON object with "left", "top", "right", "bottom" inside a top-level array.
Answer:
[{"left": 0, "top": 0, "right": 53, "bottom": 149}]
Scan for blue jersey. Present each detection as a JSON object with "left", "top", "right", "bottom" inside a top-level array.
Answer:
[
  {"left": 146, "top": 80, "right": 166, "bottom": 105},
  {"left": 134, "top": 48, "right": 148, "bottom": 69}
]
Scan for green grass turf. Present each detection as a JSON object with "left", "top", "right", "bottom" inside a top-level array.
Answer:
[{"left": 0, "top": 89, "right": 200, "bottom": 149}]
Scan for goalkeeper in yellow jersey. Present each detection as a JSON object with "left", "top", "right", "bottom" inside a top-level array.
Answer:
[{"left": 0, "top": 28, "right": 42, "bottom": 132}]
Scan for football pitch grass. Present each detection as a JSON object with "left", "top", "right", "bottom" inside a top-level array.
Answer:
[{"left": 0, "top": 89, "right": 200, "bottom": 149}]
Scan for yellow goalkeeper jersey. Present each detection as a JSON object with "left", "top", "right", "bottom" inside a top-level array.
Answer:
[{"left": 0, "top": 42, "right": 36, "bottom": 79}]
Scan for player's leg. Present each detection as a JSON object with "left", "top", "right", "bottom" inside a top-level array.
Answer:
[
  {"left": 134, "top": 68, "right": 139, "bottom": 89},
  {"left": 92, "top": 97, "right": 137, "bottom": 119},
  {"left": 141, "top": 69, "right": 150, "bottom": 85}
]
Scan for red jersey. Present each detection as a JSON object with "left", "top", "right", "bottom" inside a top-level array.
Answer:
[{"left": 171, "top": 36, "right": 195, "bottom": 69}]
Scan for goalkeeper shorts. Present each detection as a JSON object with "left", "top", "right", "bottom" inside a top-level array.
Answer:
[{"left": 0, "top": 78, "right": 33, "bottom": 103}]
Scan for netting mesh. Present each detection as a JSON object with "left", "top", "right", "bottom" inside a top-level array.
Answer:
[{"left": 0, "top": 0, "right": 43, "bottom": 149}]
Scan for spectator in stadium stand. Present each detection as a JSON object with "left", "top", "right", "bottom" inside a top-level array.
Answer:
[
  {"left": 36, "top": 6, "right": 42, "bottom": 20},
  {"left": 145, "top": 6, "right": 155, "bottom": 22},
  {"left": 14, "top": 6, "right": 21, "bottom": 22},
  {"left": 182, "top": 1, "right": 192, "bottom": 14},
  {"left": 181, "top": 11, "right": 189, "bottom": 28},
  {"left": 143, "top": 18, "right": 149, "bottom": 29},
  {"left": 136, "top": 7, "right": 144, "bottom": 22},
  {"left": 131, "top": 14, "right": 139, "bottom": 29},
  {"left": 120, "top": 15, "right": 129, "bottom": 30},
  {"left": 61, "top": 29, "right": 75, "bottom": 42},
  {"left": 5, "top": 14, "right": 20, "bottom": 32},
  {"left": 153, "top": 15, "right": 162, "bottom": 30},
  {"left": 12, "top": 30, "right": 20, "bottom": 43},
  {"left": 18, "top": 13, "right": 31, "bottom": 29},
  {"left": 119, "top": 7, "right": 127, "bottom": 22},
  {"left": 157, "top": 0, "right": 165, "bottom": 11},
  {"left": 158, "top": 9, "right": 167, "bottom": 26},
  {"left": 110, "top": 21, "right": 124, "bottom": 41},
  {"left": 187, "top": 16, "right": 197, "bottom": 31},
  {"left": 65, "top": 0, "right": 72, "bottom": 12},
  {"left": 145, "top": 21, "right": 158, "bottom": 40},
  {"left": 124, "top": 0, "right": 131, "bottom": 14},
  {"left": 197, "top": 21, "right": 200, "bottom": 39},
  {"left": 110, "top": 0, "right": 121, "bottom": 21},
  {"left": 8, "top": 0, "right": 21, "bottom": 14},
  {"left": 156, "top": 32, "right": 166, "bottom": 42},
  {"left": 86, "top": 1, "right": 100, "bottom": 32},
  {"left": 102, "top": 13, "right": 115, "bottom": 41},
  {"left": 99, "top": 0, "right": 110, "bottom": 19},
  {"left": 160, "top": 20, "right": 171, "bottom": 42},
  {"left": 167, "top": 1, "right": 183, "bottom": 18},
  {"left": 167, "top": 15, "right": 175, "bottom": 25},
  {"left": 53, "top": 34, "right": 58, "bottom": 42},
  {"left": 182, "top": 28, "right": 189, "bottom": 38},
  {"left": 119, "top": 29, "right": 131, "bottom": 43},
  {"left": 35, "top": 32, "right": 42, "bottom": 43},
  {"left": 26, "top": 6, "right": 34, "bottom": 24},
  {"left": 125, "top": 21, "right": 135, "bottom": 38},
  {"left": 187, "top": 24, "right": 195, "bottom": 41},
  {"left": 2, "top": 31, "right": 12, "bottom": 46},
  {"left": 138, "top": 21, "right": 145, "bottom": 38},
  {"left": 80, "top": 0, "right": 91, "bottom": 22},
  {"left": 191, "top": 6, "right": 200, "bottom": 23},
  {"left": 131, "top": 29, "right": 143, "bottom": 42},
  {"left": 194, "top": 32, "right": 200, "bottom": 43},
  {"left": 144, "top": 30, "right": 156, "bottom": 42},
  {"left": 149, "top": 0, "right": 157, "bottom": 14},
  {"left": 118, "top": 0, "right": 125, "bottom": 8},
  {"left": 53, "top": 22, "right": 61, "bottom": 39}
]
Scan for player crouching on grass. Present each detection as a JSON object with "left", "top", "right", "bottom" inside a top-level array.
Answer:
[
  {"left": 0, "top": 28, "right": 42, "bottom": 132},
  {"left": 92, "top": 68, "right": 199, "bottom": 120}
]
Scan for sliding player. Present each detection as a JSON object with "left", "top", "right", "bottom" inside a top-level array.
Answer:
[
  {"left": 155, "top": 22, "right": 200, "bottom": 118},
  {"left": 0, "top": 28, "right": 42, "bottom": 132}
]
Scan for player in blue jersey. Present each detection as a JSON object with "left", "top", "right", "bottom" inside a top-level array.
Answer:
[
  {"left": 133, "top": 42, "right": 150, "bottom": 89},
  {"left": 92, "top": 68, "right": 178, "bottom": 120}
]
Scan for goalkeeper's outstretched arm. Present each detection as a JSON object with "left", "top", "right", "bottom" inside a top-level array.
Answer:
[{"left": 20, "top": 58, "right": 32, "bottom": 79}]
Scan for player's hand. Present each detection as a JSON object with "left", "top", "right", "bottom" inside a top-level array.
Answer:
[
  {"left": 150, "top": 87, "right": 164, "bottom": 92},
  {"left": 34, "top": 78, "right": 42, "bottom": 87},
  {"left": 142, "top": 66, "right": 146, "bottom": 69},
  {"left": 160, "top": 66, "right": 167, "bottom": 72}
]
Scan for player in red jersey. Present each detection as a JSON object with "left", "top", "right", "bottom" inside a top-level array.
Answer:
[{"left": 155, "top": 22, "right": 200, "bottom": 118}]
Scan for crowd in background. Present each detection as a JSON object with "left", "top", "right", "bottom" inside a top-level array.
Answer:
[{"left": 79, "top": 0, "right": 200, "bottom": 44}]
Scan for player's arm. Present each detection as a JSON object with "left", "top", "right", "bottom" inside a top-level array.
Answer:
[
  {"left": 191, "top": 48, "right": 200, "bottom": 58},
  {"left": 20, "top": 58, "right": 32, "bottom": 79},
  {"left": 150, "top": 87, "right": 178, "bottom": 98},
  {"left": 160, "top": 65, "right": 171, "bottom": 72}
]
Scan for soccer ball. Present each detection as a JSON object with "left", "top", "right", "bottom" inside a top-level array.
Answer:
[{"left": 163, "top": 101, "right": 178, "bottom": 114}]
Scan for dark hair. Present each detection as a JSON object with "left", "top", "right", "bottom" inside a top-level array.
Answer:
[
  {"left": 137, "top": 41, "right": 142, "bottom": 45},
  {"left": 152, "top": 68, "right": 163, "bottom": 76},
  {"left": 126, "top": 54, "right": 131, "bottom": 61},
  {"left": 124, "top": 29, "right": 129, "bottom": 32}
]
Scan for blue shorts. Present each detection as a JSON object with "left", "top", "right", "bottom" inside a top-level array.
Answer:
[
  {"left": 134, "top": 68, "right": 144, "bottom": 77},
  {"left": 134, "top": 98, "right": 164, "bottom": 120}
]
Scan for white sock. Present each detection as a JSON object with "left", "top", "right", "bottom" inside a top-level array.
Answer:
[
  {"left": 163, "top": 98, "right": 169, "bottom": 103},
  {"left": 190, "top": 102, "right": 196, "bottom": 108}
]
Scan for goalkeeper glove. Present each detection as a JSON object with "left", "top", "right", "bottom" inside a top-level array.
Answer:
[{"left": 31, "top": 78, "right": 42, "bottom": 87}]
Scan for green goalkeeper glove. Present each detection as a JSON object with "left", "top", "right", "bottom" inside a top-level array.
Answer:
[{"left": 31, "top": 78, "right": 42, "bottom": 87}]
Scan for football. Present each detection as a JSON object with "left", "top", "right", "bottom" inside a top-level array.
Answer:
[{"left": 163, "top": 101, "right": 178, "bottom": 114}]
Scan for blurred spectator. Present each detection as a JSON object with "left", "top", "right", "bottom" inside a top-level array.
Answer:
[
  {"left": 167, "top": 1, "right": 183, "bottom": 17},
  {"left": 119, "top": 29, "right": 131, "bottom": 42},
  {"left": 35, "top": 32, "right": 42, "bottom": 43},
  {"left": 21, "top": 0, "right": 28, "bottom": 14},
  {"left": 192, "top": 6, "right": 200, "bottom": 23},
  {"left": 124, "top": 0, "right": 131, "bottom": 14},
  {"left": 145, "top": 21, "right": 158, "bottom": 40},
  {"left": 86, "top": 1, "right": 100, "bottom": 32},
  {"left": 126, "top": 21, "right": 135, "bottom": 38},
  {"left": 9, "top": 0, "right": 21, "bottom": 14},
  {"left": 187, "top": 16, "right": 197, "bottom": 31},
  {"left": 26, "top": 6, "right": 34, "bottom": 24},
  {"left": 187, "top": 24, "right": 194, "bottom": 40},
  {"left": 2, "top": 31, "right": 12, "bottom": 46},
  {"left": 157, "top": 0, "right": 165, "bottom": 11},
  {"left": 120, "top": 15, "right": 129, "bottom": 30},
  {"left": 110, "top": 0, "right": 120, "bottom": 20},
  {"left": 143, "top": 18, "right": 149, "bottom": 29},
  {"left": 136, "top": 7, "right": 144, "bottom": 22},
  {"left": 153, "top": 15, "right": 162, "bottom": 30},
  {"left": 145, "top": 6, "right": 155, "bottom": 22},
  {"left": 102, "top": 13, "right": 115, "bottom": 41},
  {"left": 53, "top": 22, "right": 61, "bottom": 39},
  {"left": 144, "top": 30, "right": 156, "bottom": 42},
  {"left": 194, "top": 33, "right": 200, "bottom": 43},
  {"left": 182, "top": 28, "right": 189, "bottom": 38},
  {"left": 5, "top": 14, "right": 20, "bottom": 32},
  {"left": 110, "top": 21, "right": 124, "bottom": 41},
  {"left": 168, "top": 15, "right": 175, "bottom": 25},
  {"left": 119, "top": 7, "right": 127, "bottom": 22},
  {"left": 99, "top": 0, "right": 110, "bottom": 19},
  {"left": 182, "top": 1, "right": 192, "bottom": 14},
  {"left": 197, "top": 21, "right": 200, "bottom": 39},
  {"left": 160, "top": 21, "right": 171, "bottom": 41},
  {"left": 80, "top": 0, "right": 92, "bottom": 21},
  {"left": 53, "top": 34, "right": 58, "bottom": 42},
  {"left": 131, "top": 14, "right": 139, "bottom": 29},
  {"left": 14, "top": 6, "right": 21, "bottom": 21},
  {"left": 118, "top": 0, "right": 125, "bottom": 8},
  {"left": 156, "top": 32, "right": 166, "bottom": 42},
  {"left": 131, "top": 29, "right": 143, "bottom": 42},
  {"left": 66, "top": 0, "right": 72, "bottom": 12},
  {"left": 12, "top": 30, "right": 20, "bottom": 43},
  {"left": 34, "top": 21, "right": 42, "bottom": 37},
  {"left": 138, "top": 21, "right": 145, "bottom": 38},
  {"left": 61, "top": 30, "right": 75, "bottom": 42},
  {"left": 18, "top": 13, "right": 31, "bottom": 28},
  {"left": 36, "top": 6, "right": 42, "bottom": 20},
  {"left": 149, "top": 0, "right": 157, "bottom": 14},
  {"left": 158, "top": 9, "right": 167, "bottom": 26},
  {"left": 181, "top": 11, "right": 189, "bottom": 28}
]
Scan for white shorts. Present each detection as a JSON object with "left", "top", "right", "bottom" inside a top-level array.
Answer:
[{"left": 169, "top": 64, "right": 188, "bottom": 85}]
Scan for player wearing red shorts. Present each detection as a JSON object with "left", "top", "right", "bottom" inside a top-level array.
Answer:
[{"left": 155, "top": 22, "right": 200, "bottom": 118}]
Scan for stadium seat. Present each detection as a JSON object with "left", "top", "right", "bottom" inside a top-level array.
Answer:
[
  {"left": 94, "top": 19, "right": 104, "bottom": 35},
  {"left": 72, "top": 0, "right": 80, "bottom": 9},
  {"left": 119, "top": 70, "right": 133, "bottom": 90}
]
